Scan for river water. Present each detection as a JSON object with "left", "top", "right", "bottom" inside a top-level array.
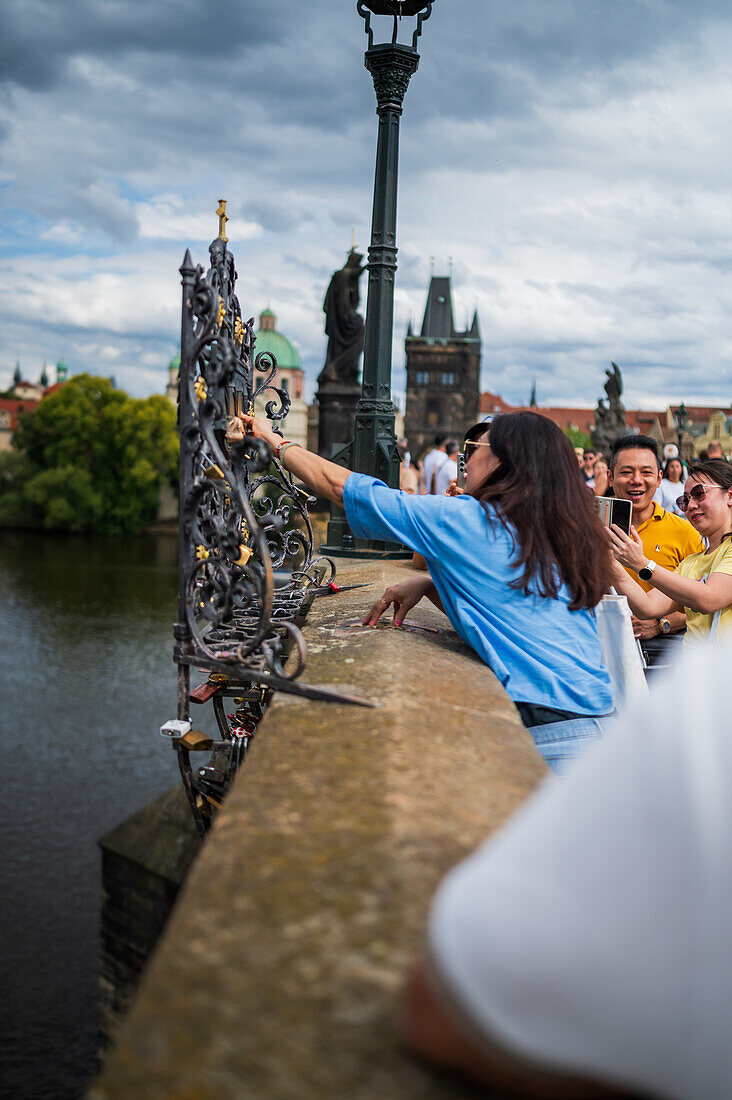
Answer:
[{"left": 0, "top": 531, "right": 188, "bottom": 1099}]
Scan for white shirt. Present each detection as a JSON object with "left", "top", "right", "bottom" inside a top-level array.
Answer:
[
  {"left": 654, "top": 478, "right": 685, "bottom": 517},
  {"left": 433, "top": 457, "right": 458, "bottom": 496},
  {"left": 421, "top": 449, "right": 446, "bottom": 495},
  {"left": 429, "top": 638, "right": 732, "bottom": 1100}
]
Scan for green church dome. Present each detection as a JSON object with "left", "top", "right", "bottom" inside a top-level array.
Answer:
[
  {"left": 254, "top": 310, "right": 302, "bottom": 372},
  {"left": 168, "top": 353, "right": 181, "bottom": 371}
]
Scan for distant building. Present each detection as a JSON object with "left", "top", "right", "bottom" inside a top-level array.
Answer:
[
  {"left": 0, "top": 398, "right": 35, "bottom": 451},
  {"left": 165, "top": 310, "right": 308, "bottom": 448},
  {"left": 1, "top": 359, "right": 68, "bottom": 450},
  {"left": 479, "top": 390, "right": 732, "bottom": 458},
  {"left": 166, "top": 354, "right": 180, "bottom": 405},
  {"left": 693, "top": 410, "right": 732, "bottom": 458},
  {"left": 480, "top": 389, "right": 531, "bottom": 418},
  {"left": 665, "top": 405, "right": 732, "bottom": 456},
  {"left": 12, "top": 380, "right": 44, "bottom": 402},
  {"left": 404, "top": 276, "right": 480, "bottom": 458},
  {"left": 480, "top": 394, "right": 597, "bottom": 435},
  {"left": 253, "top": 309, "right": 307, "bottom": 449},
  {"left": 8, "top": 358, "right": 67, "bottom": 401},
  {"left": 307, "top": 402, "right": 319, "bottom": 453}
]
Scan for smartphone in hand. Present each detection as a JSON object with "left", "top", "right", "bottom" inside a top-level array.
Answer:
[{"left": 596, "top": 496, "right": 632, "bottom": 535}]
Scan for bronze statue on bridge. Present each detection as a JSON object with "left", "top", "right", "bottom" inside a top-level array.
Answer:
[
  {"left": 318, "top": 248, "right": 366, "bottom": 386},
  {"left": 316, "top": 248, "right": 366, "bottom": 458},
  {"left": 592, "top": 361, "right": 628, "bottom": 455}
]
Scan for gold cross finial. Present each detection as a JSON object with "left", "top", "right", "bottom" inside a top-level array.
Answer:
[
  {"left": 216, "top": 199, "right": 229, "bottom": 242},
  {"left": 351, "top": 227, "right": 356, "bottom": 250}
]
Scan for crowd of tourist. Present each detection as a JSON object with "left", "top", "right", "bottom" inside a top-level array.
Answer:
[
  {"left": 227, "top": 410, "right": 731, "bottom": 761},
  {"left": 227, "top": 408, "right": 732, "bottom": 1099},
  {"left": 397, "top": 426, "right": 731, "bottom": 670}
]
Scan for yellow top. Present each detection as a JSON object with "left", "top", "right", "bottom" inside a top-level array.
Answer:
[
  {"left": 630, "top": 503, "right": 705, "bottom": 592},
  {"left": 216, "top": 199, "right": 229, "bottom": 242},
  {"left": 675, "top": 539, "right": 732, "bottom": 643}
]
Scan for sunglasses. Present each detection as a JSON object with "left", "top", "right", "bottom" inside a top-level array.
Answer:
[
  {"left": 675, "top": 484, "right": 724, "bottom": 512},
  {"left": 463, "top": 439, "right": 492, "bottom": 462}
]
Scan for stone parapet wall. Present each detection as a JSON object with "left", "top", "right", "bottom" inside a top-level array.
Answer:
[
  {"left": 97, "top": 786, "right": 201, "bottom": 1060},
  {"left": 92, "top": 559, "right": 546, "bottom": 1098}
]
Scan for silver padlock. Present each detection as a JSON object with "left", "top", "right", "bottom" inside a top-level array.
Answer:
[{"left": 160, "top": 719, "right": 191, "bottom": 739}]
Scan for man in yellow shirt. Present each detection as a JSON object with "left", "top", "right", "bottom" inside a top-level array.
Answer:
[{"left": 608, "top": 435, "right": 704, "bottom": 667}]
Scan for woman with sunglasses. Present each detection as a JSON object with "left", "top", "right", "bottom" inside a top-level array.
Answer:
[
  {"left": 228, "top": 410, "right": 615, "bottom": 772},
  {"left": 608, "top": 460, "right": 732, "bottom": 644}
]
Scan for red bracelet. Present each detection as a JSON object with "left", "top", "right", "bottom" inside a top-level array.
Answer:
[{"left": 274, "top": 438, "right": 292, "bottom": 460}]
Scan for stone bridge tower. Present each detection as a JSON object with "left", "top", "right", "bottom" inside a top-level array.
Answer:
[{"left": 404, "top": 276, "right": 480, "bottom": 458}]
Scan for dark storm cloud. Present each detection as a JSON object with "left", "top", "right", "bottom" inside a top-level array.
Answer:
[
  {"left": 2, "top": 0, "right": 727, "bottom": 128},
  {"left": 497, "top": 1, "right": 681, "bottom": 72},
  {"left": 0, "top": 0, "right": 289, "bottom": 91},
  {"left": 399, "top": 0, "right": 732, "bottom": 131},
  {"left": 0, "top": 0, "right": 369, "bottom": 143}
]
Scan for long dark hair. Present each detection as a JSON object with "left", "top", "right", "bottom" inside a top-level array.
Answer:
[
  {"left": 467, "top": 412, "right": 613, "bottom": 610},
  {"left": 688, "top": 460, "right": 732, "bottom": 542}
]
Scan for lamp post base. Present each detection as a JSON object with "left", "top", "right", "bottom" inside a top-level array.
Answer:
[
  {"left": 322, "top": 442, "right": 411, "bottom": 559},
  {"left": 320, "top": 543, "right": 413, "bottom": 560},
  {"left": 322, "top": 506, "right": 411, "bottom": 559}
]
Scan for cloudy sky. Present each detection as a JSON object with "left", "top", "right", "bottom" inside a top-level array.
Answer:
[{"left": 2, "top": 0, "right": 732, "bottom": 410}]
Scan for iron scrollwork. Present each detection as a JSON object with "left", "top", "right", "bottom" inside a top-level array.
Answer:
[{"left": 168, "top": 205, "right": 370, "bottom": 835}]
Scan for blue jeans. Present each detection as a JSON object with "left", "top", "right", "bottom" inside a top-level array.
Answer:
[{"left": 527, "top": 716, "right": 610, "bottom": 775}]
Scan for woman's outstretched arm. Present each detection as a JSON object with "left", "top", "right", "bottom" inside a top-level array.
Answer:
[{"left": 227, "top": 414, "right": 351, "bottom": 506}]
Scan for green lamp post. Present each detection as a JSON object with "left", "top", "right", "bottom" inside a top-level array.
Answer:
[{"left": 324, "top": 1, "right": 434, "bottom": 556}]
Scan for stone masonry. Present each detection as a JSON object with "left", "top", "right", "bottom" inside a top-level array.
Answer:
[{"left": 92, "top": 558, "right": 545, "bottom": 1099}]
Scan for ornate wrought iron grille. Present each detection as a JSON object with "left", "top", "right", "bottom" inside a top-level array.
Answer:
[{"left": 165, "top": 205, "right": 369, "bottom": 835}]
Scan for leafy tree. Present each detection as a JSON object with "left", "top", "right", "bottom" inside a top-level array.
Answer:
[
  {"left": 24, "top": 465, "right": 103, "bottom": 532},
  {"left": 564, "top": 426, "right": 593, "bottom": 451},
  {"left": 0, "top": 450, "right": 33, "bottom": 525},
  {"left": 4, "top": 373, "right": 178, "bottom": 534}
]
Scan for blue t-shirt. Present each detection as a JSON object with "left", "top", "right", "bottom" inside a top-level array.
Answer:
[{"left": 343, "top": 473, "right": 613, "bottom": 715}]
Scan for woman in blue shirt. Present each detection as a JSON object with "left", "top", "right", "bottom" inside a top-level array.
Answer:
[{"left": 230, "top": 411, "right": 614, "bottom": 772}]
